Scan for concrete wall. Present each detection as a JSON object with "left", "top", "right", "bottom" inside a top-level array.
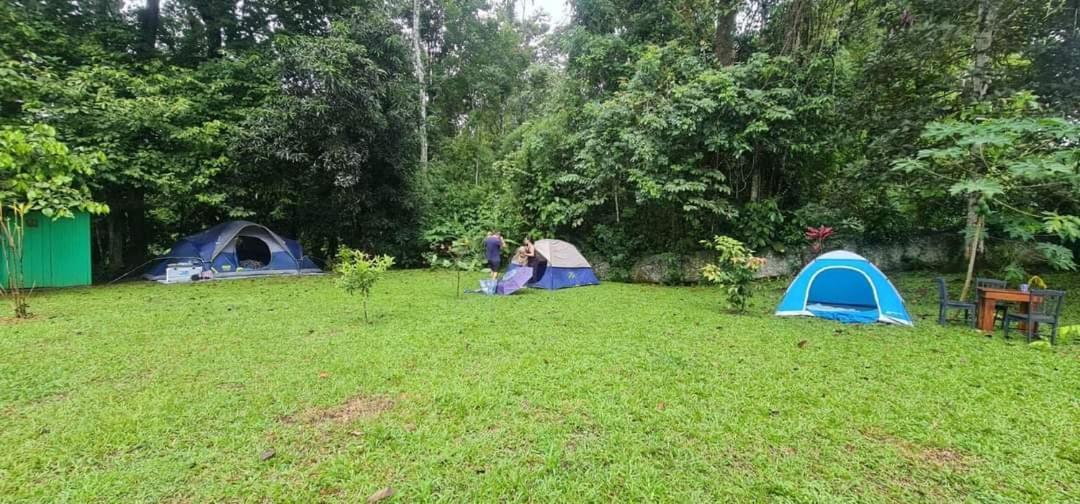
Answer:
[{"left": 617, "top": 235, "right": 963, "bottom": 284}]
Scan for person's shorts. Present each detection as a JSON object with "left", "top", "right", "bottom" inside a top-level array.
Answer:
[{"left": 487, "top": 258, "right": 501, "bottom": 271}]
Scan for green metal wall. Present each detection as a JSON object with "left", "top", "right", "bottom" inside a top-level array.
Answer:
[{"left": 0, "top": 211, "right": 92, "bottom": 288}]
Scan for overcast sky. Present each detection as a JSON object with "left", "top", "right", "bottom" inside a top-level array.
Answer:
[
  {"left": 526, "top": 0, "right": 570, "bottom": 27},
  {"left": 123, "top": 1, "right": 573, "bottom": 30}
]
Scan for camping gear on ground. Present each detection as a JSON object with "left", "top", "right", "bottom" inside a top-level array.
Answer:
[
  {"left": 164, "top": 262, "right": 204, "bottom": 284},
  {"left": 496, "top": 266, "right": 532, "bottom": 295},
  {"left": 466, "top": 279, "right": 497, "bottom": 295},
  {"left": 506, "top": 239, "right": 599, "bottom": 290},
  {"left": 466, "top": 269, "right": 533, "bottom": 296},
  {"left": 144, "top": 221, "right": 320, "bottom": 282},
  {"left": 775, "top": 250, "right": 913, "bottom": 326},
  {"left": 936, "top": 277, "right": 976, "bottom": 327},
  {"left": 1002, "top": 289, "right": 1065, "bottom": 344}
]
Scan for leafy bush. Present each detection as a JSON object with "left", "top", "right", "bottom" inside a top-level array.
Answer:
[
  {"left": 584, "top": 224, "right": 635, "bottom": 281},
  {"left": 700, "top": 236, "right": 766, "bottom": 313},
  {"left": 738, "top": 199, "right": 787, "bottom": 253},
  {"left": 333, "top": 247, "right": 395, "bottom": 323}
]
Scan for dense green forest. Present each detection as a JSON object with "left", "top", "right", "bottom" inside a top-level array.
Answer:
[{"left": 2, "top": 0, "right": 1078, "bottom": 279}]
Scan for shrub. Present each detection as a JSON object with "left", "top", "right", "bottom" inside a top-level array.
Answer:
[
  {"left": 700, "top": 236, "right": 766, "bottom": 313},
  {"left": 738, "top": 199, "right": 787, "bottom": 253},
  {"left": 333, "top": 247, "right": 395, "bottom": 323},
  {"left": 804, "top": 225, "right": 835, "bottom": 256}
]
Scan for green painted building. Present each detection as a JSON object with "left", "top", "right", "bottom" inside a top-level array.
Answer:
[{"left": 0, "top": 211, "right": 92, "bottom": 288}]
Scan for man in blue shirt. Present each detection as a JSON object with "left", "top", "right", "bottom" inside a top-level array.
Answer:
[{"left": 483, "top": 231, "right": 504, "bottom": 280}]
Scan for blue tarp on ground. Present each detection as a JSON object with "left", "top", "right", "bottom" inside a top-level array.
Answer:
[
  {"left": 497, "top": 266, "right": 532, "bottom": 295},
  {"left": 775, "top": 250, "right": 913, "bottom": 326},
  {"left": 144, "top": 221, "right": 320, "bottom": 281}
]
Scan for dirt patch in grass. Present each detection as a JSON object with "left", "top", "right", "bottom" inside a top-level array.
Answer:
[
  {"left": 285, "top": 394, "right": 395, "bottom": 426},
  {"left": 0, "top": 315, "right": 37, "bottom": 325},
  {"left": 862, "top": 429, "right": 972, "bottom": 470}
]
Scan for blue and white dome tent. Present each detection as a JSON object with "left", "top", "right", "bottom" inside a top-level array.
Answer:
[
  {"left": 775, "top": 250, "right": 913, "bottom": 326},
  {"left": 144, "top": 221, "right": 320, "bottom": 281}
]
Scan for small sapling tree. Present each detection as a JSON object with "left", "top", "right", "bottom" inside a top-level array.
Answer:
[
  {"left": 333, "top": 247, "right": 395, "bottom": 323},
  {"left": 0, "top": 124, "right": 107, "bottom": 318},
  {"left": 427, "top": 237, "right": 480, "bottom": 297},
  {"left": 700, "top": 236, "right": 767, "bottom": 313}
]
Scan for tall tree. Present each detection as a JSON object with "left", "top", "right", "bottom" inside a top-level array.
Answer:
[
  {"left": 714, "top": 0, "right": 739, "bottom": 65},
  {"left": 136, "top": 0, "right": 161, "bottom": 58},
  {"left": 413, "top": 0, "right": 429, "bottom": 170}
]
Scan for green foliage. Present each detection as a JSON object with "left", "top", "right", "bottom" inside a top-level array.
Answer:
[
  {"left": 333, "top": 246, "right": 395, "bottom": 323},
  {"left": 0, "top": 123, "right": 107, "bottom": 317},
  {"left": 4, "top": 0, "right": 1080, "bottom": 278},
  {"left": 0, "top": 123, "right": 105, "bottom": 210},
  {"left": 738, "top": 199, "right": 787, "bottom": 253},
  {"left": 894, "top": 94, "right": 1080, "bottom": 274},
  {"left": 240, "top": 10, "right": 420, "bottom": 258},
  {"left": 700, "top": 236, "right": 766, "bottom": 313},
  {"left": 501, "top": 47, "right": 837, "bottom": 256}
]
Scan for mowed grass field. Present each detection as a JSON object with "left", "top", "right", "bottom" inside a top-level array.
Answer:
[{"left": 2, "top": 270, "right": 1079, "bottom": 502}]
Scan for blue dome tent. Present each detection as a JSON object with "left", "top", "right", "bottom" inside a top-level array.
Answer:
[
  {"left": 775, "top": 250, "right": 913, "bottom": 326},
  {"left": 507, "top": 239, "right": 599, "bottom": 290},
  {"left": 144, "top": 221, "right": 320, "bottom": 281}
]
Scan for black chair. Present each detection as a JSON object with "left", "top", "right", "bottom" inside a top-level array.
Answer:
[
  {"left": 975, "top": 277, "right": 1008, "bottom": 328},
  {"left": 936, "top": 277, "right": 976, "bottom": 327},
  {"left": 1003, "top": 289, "right": 1065, "bottom": 344}
]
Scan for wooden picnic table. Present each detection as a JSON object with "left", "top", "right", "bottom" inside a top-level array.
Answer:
[{"left": 976, "top": 287, "right": 1038, "bottom": 332}]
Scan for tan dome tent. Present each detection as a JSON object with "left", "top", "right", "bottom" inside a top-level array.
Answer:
[{"left": 509, "top": 239, "right": 599, "bottom": 289}]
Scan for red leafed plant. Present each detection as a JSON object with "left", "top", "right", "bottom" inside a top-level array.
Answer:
[{"left": 805, "top": 225, "right": 834, "bottom": 255}]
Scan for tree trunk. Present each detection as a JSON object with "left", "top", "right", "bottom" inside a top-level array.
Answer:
[
  {"left": 972, "top": 0, "right": 997, "bottom": 100},
  {"left": 412, "top": 0, "right": 429, "bottom": 170},
  {"left": 124, "top": 190, "right": 147, "bottom": 268},
  {"left": 782, "top": 0, "right": 808, "bottom": 55},
  {"left": 959, "top": 215, "right": 984, "bottom": 302},
  {"left": 137, "top": 0, "right": 161, "bottom": 58},
  {"left": 959, "top": 0, "right": 997, "bottom": 292},
  {"left": 107, "top": 212, "right": 124, "bottom": 271},
  {"left": 963, "top": 194, "right": 980, "bottom": 258},
  {"left": 194, "top": 1, "right": 225, "bottom": 58},
  {"left": 714, "top": 0, "right": 738, "bottom": 66},
  {"left": 614, "top": 183, "right": 620, "bottom": 224}
]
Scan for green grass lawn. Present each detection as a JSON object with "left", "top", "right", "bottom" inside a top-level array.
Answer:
[{"left": 2, "top": 271, "right": 1079, "bottom": 502}]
